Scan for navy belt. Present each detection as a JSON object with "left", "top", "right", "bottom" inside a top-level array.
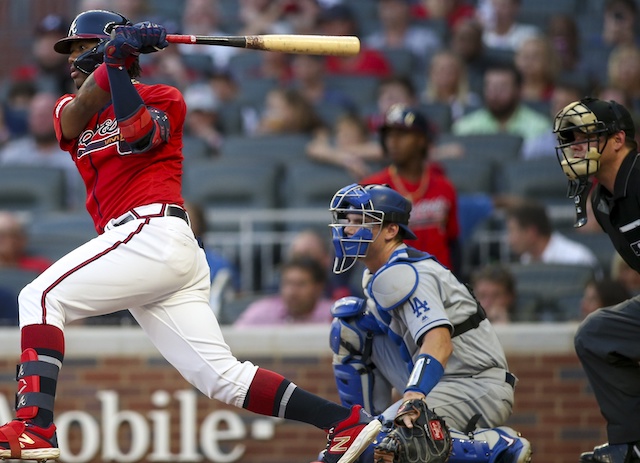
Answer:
[{"left": 116, "top": 205, "right": 189, "bottom": 227}]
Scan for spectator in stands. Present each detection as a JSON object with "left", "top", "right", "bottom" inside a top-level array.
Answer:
[
  {"left": 449, "top": 18, "right": 493, "bottom": 95},
  {"left": 362, "top": 104, "right": 461, "bottom": 273},
  {"left": 286, "top": 228, "right": 357, "bottom": 300},
  {"left": 610, "top": 252, "right": 640, "bottom": 296},
  {"left": 3, "top": 80, "right": 37, "bottom": 140},
  {"left": 580, "top": 277, "right": 631, "bottom": 319},
  {"left": 504, "top": 199, "right": 600, "bottom": 269},
  {"left": 183, "top": 83, "right": 223, "bottom": 156},
  {"left": 367, "top": 75, "right": 419, "bottom": 133},
  {"left": 19, "top": 14, "right": 72, "bottom": 96},
  {"left": 471, "top": 263, "right": 517, "bottom": 324},
  {"left": 179, "top": 0, "right": 238, "bottom": 72},
  {"left": 606, "top": 44, "right": 640, "bottom": 113},
  {"left": 234, "top": 256, "right": 334, "bottom": 326},
  {"left": 546, "top": 14, "right": 585, "bottom": 79},
  {"left": 238, "top": 0, "right": 320, "bottom": 35},
  {"left": 0, "top": 286, "right": 18, "bottom": 326},
  {"left": 289, "top": 54, "right": 355, "bottom": 113},
  {"left": 420, "top": 49, "right": 481, "bottom": 122},
  {"left": 366, "top": 0, "right": 442, "bottom": 71},
  {"left": 410, "top": 0, "right": 476, "bottom": 29},
  {"left": 0, "top": 211, "right": 52, "bottom": 274},
  {"left": 521, "top": 80, "right": 584, "bottom": 160},
  {"left": 255, "top": 87, "right": 325, "bottom": 136},
  {"left": 452, "top": 63, "right": 551, "bottom": 143},
  {"left": 306, "top": 112, "right": 380, "bottom": 180},
  {"left": 0, "top": 91, "right": 82, "bottom": 210},
  {"left": 582, "top": 0, "right": 639, "bottom": 89},
  {"left": 317, "top": 4, "right": 392, "bottom": 78},
  {"left": 514, "top": 35, "right": 559, "bottom": 105},
  {"left": 481, "top": 0, "right": 540, "bottom": 52},
  {"left": 184, "top": 201, "right": 239, "bottom": 317}
]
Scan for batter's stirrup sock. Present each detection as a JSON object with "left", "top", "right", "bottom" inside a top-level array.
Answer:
[{"left": 19, "top": 324, "right": 64, "bottom": 428}]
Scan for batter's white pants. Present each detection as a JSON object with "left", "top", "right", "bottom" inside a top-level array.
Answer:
[{"left": 18, "top": 206, "right": 258, "bottom": 408}]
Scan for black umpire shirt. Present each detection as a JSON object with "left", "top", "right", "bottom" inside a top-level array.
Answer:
[{"left": 591, "top": 150, "right": 640, "bottom": 273}]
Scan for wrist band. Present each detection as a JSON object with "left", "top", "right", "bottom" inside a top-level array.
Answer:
[
  {"left": 93, "top": 63, "right": 110, "bottom": 92},
  {"left": 404, "top": 354, "right": 444, "bottom": 396}
]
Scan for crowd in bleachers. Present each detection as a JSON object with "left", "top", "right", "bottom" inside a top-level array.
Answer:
[{"left": 1, "top": 0, "right": 639, "bottom": 325}]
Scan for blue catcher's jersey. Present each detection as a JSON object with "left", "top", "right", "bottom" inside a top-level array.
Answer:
[{"left": 364, "top": 245, "right": 508, "bottom": 380}]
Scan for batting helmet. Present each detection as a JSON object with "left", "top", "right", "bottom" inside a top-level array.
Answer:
[
  {"left": 553, "top": 97, "right": 635, "bottom": 183},
  {"left": 329, "top": 183, "right": 417, "bottom": 274},
  {"left": 54, "top": 10, "right": 131, "bottom": 74}
]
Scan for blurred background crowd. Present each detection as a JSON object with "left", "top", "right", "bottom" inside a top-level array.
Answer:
[{"left": 0, "top": 0, "right": 638, "bottom": 327}]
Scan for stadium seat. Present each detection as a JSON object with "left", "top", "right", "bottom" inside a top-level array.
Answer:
[
  {"left": 508, "top": 262, "right": 595, "bottom": 321},
  {"left": 324, "top": 75, "right": 381, "bottom": 112},
  {"left": 497, "top": 158, "right": 568, "bottom": 206},
  {"left": 281, "top": 159, "right": 355, "bottom": 210},
  {"left": 436, "top": 158, "right": 494, "bottom": 194},
  {"left": 419, "top": 102, "right": 453, "bottom": 134},
  {"left": 563, "top": 231, "right": 616, "bottom": 276},
  {"left": 0, "top": 166, "right": 67, "bottom": 213},
  {"left": 26, "top": 211, "right": 96, "bottom": 262},
  {"left": 219, "top": 133, "right": 312, "bottom": 166},
  {"left": 183, "top": 135, "right": 213, "bottom": 161},
  {"left": 0, "top": 268, "right": 40, "bottom": 299},
  {"left": 182, "top": 158, "right": 282, "bottom": 231},
  {"left": 436, "top": 133, "right": 524, "bottom": 165}
]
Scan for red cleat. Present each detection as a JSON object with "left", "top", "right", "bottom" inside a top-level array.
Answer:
[
  {"left": 0, "top": 420, "right": 59, "bottom": 461},
  {"left": 318, "top": 405, "right": 382, "bottom": 463}
]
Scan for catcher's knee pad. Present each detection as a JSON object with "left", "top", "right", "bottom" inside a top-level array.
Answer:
[
  {"left": 449, "top": 426, "right": 532, "bottom": 463},
  {"left": 329, "top": 297, "right": 380, "bottom": 414}
]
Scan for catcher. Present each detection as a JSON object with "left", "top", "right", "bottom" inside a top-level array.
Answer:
[{"left": 314, "top": 183, "right": 532, "bottom": 463}]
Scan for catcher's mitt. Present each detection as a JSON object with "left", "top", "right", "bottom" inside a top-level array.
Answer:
[{"left": 374, "top": 399, "right": 451, "bottom": 463}]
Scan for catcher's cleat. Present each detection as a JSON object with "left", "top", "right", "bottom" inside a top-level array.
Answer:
[
  {"left": 493, "top": 427, "right": 532, "bottom": 463},
  {"left": 579, "top": 442, "right": 640, "bottom": 463},
  {"left": 0, "top": 420, "right": 59, "bottom": 461},
  {"left": 317, "top": 405, "right": 382, "bottom": 463}
]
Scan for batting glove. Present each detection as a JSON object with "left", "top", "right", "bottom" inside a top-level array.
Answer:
[
  {"left": 133, "top": 22, "right": 169, "bottom": 53},
  {"left": 104, "top": 25, "right": 142, "bottom": 69}
]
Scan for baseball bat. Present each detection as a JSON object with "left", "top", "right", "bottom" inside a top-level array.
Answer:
[{"left": 165, "top": 34, "right": 360, "bottom": 57}]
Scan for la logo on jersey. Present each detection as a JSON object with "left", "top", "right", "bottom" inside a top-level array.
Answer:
[
  {"left": 77, "top": 118, "right": 132, "bottom": 159},
  {"left": 410, "top": 296, "right": 430, "bottom": 318}
]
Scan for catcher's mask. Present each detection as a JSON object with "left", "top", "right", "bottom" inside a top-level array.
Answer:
[
  {"left": 54, "top": 10, "right": 131, "bottom": 74},
  {"left": 553, "top": 97, "right": 635, "bottom": 197},
  {"left": 379, "top": 104, "right": 431, "bottom": 155},
  {"left": 329, "top": 183, "right": 416, "bottom": 274}
]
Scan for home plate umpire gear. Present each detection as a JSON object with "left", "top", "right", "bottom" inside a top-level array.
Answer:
[{"left": 374, "top": 399, "right": 451, "bottom": 463}]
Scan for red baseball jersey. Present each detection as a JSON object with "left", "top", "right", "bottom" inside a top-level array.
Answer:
[
  {"left": 362, "top": 165, "right": 459, "bottom": 268},
  {"left": 53, "top": 83, "right": 186, "bottom": 233}
]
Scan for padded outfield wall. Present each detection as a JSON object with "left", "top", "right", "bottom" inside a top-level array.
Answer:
[{"left": 0, "top": 323, "right": 604, "bottom": 463}]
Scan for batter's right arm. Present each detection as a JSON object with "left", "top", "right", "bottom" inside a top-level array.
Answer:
[{"left": 60, "top": 75, "right": 111, "bottom": 140}]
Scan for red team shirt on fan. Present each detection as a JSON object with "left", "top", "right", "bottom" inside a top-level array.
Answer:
[
  {"left": 362, "top": 165, "right": 459, "bottom": 269},
  {"left": 53, "top": 83, "right": 186, "bottom": 233}
]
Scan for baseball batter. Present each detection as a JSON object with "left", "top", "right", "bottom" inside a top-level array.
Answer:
[
  {"left": 0, "top": 10, "right": 381, "bottom": 463},
  {"left": 326, "top": 183, "right": 532, "bottom": 463}
]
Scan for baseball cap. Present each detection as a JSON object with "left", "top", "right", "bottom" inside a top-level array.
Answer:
[
  {"left": 582, "top": 97, "right": 636, "bottom": 140},
  {"left": 379, "top": 104, "right": 431, "bottom": 135},
  {"left": 184, "top": 84, "right": 219, "bottom": 113}
]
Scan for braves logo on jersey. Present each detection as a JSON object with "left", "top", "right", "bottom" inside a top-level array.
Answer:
[{"left": 77, "top": 117, "right": 132, "bottom": 159}]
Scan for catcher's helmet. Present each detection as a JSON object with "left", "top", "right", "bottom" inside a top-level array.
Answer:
[
  {"left": 553, "top": 97, "right": 635, "bottom": 184},
  {"left": 329, "top": 183, "right": 416, "bottom": 274},
  {"left": 54, "top": 10, "right": 131, "bottom": 74}
]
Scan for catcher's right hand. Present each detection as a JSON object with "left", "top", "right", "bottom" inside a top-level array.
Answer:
[{"left": 374, "top": 399, "right": 451, "bottom": 463}]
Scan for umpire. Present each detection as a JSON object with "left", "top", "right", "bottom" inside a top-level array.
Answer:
[{"left": 554, "top": 97, "right": 640, "bottom": 463}]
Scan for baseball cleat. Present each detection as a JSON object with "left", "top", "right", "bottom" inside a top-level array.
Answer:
[
  {"left": 579, "top": 442, "right": 640, "bottom": 463},
  {"left": 317, "top": 404, "right": 383, "bottom": 463},
  {"left": 0, "top": 420, "right": 59, "bottom": 461}
]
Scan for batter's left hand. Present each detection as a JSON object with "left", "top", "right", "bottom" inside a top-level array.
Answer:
[{"left": 134, "top": 22, "right": 168, "bottom": 53}]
